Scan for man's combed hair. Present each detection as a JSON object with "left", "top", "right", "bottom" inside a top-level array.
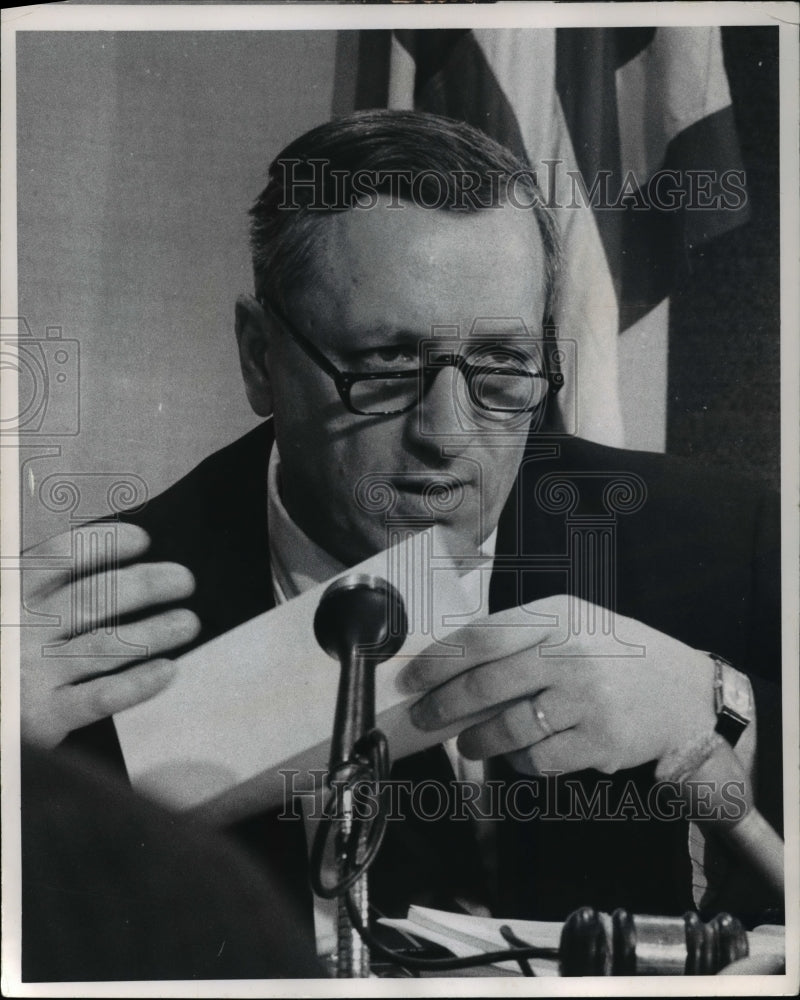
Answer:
[{"left": 249, "top": 109, "right": 561, "bottom": 322}]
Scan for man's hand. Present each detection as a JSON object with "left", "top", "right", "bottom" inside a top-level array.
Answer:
[
  {"left": 21, "top": 524, "right": 200, "bottom": 748},
  {"left": 399, "top": 595, "right": 716, "bottom": 775}
]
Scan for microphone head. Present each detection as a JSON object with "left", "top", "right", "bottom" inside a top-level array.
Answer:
[{"left": 314, "top": 574, "right": 407, "bottom": 665}]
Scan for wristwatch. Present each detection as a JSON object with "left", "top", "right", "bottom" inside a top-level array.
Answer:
[{"left": 708, "top": 652, "right": 753, "bottom": 747}]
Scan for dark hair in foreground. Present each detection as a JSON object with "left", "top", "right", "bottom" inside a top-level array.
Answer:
[{"left": 249, "top": 109, "right": 561, "bottom": 323}]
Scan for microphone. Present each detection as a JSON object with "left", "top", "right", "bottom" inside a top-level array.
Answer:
[{"left": 314, "top": 573, "right": 407, "bottom": 783}]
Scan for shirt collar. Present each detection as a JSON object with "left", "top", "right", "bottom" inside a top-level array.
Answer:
[
  {"left": 267, "top": 442, "right": 347, "bottom": 603},
  {"left": 267, "top": 440, "right": 498, "bottom": 604}
]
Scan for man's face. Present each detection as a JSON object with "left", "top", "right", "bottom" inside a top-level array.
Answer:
[{"left": 250, "top": 198, "right": 547, "bottom": 567}]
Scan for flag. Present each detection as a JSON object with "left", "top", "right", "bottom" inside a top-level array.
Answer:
[{"left": 348, "top": 27, "right": 747, "bottom": 451}]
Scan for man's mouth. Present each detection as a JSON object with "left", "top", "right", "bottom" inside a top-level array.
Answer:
[
  {"left": 389, "top": 474, "right": 471, "bottom": 516},
  {"left": 391, "top": 474, "right": 470, "bottom": 496},
  {"left": 391, "top": 472, "right": 469, "bottom": 490}
]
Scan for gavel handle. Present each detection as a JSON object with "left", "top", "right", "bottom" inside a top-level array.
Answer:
[{"left": 719, "top": 952, "right": 786, "bottom": 975}]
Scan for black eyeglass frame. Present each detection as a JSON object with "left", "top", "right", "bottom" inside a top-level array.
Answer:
[{"left": 260, "top": 298, "right": 564, "bottom": 417}]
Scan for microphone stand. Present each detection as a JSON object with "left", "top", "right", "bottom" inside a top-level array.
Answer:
[
  {"left": 334, "top": 787, "right": 369, "bottom": 977},
  {"left": 313, "top": 574, "right": 407, "bottom": 978}
]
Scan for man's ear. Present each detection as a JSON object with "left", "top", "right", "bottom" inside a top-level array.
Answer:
[{"left": 235, "top": 294, "right": 274, "bottom": 417}]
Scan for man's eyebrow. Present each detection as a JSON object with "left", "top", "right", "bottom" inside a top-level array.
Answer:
[
  {"left": 335, "top": 324, "right": 428, "bottom": 346},
  {"left": 334, "top": 323, "right": 543, "bottom": 345},
  {"left": 451, "top": 330, "right": 544, "bottom": 345}
]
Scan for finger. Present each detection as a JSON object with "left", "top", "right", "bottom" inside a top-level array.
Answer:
[
  {"left": 94, "top": 606, "right": 201, "bottom": 666},
  {"left": 23, "top": 524, "right": 152, "bottom": 597},
  {"left": 506, "top": 729, "right": 597, "bottom": 776},
  {"left": 108, "top": 607, "right": 202, "bottom": 660},
  {"left": 410, "top": 645, "right": 588, "bottom": 731},
  {"left": 456, "top": 696, "right": 569, "bottom": 760},
  {"left": 399, "top": 598, "right": 568, "bottom": 692},
  {"left": 32, "top": 562, "right": 196, "bottom": 638},
  {"left": 45, "top": 608, "right": 202, "bottom": 683},
  {"left": 76, "top": 561, "right": 195, "bottom": 625},
  {"left": 59, "top": 658, "right": 178, "bottom": 731},
  {"left": 114, "top": 561, "right": 197, "bottom": 621},
  {"left": 23, "top": 521, "right": 151, "bottom": 559},
  {"left": 409, "top": 653, "right": 550, "bottom": 731}
]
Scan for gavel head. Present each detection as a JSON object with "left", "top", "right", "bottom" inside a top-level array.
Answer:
[{"left": 314, "top": 573, "right": 408, "bottom": 666}]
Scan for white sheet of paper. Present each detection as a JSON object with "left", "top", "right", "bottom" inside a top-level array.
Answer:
[{"left": 114, "top": 527, "right": 497, "bottom": 824}]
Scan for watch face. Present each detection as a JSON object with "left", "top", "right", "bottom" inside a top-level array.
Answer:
[{"left": 714, "top": 681, "right": 753, "bottom": 719}]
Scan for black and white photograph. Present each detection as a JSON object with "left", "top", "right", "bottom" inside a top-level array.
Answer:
[{"left": 1, "top": 2, "right": 798, "bottom": 994}]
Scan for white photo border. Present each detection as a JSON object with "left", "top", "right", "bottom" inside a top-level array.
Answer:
[{"left": 2, "top": 3, "right": 798, "bottom": 997}]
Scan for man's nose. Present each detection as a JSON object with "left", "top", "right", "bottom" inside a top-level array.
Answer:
[{"left": 412, "top": 364, "right": 470, "bottom": 442}]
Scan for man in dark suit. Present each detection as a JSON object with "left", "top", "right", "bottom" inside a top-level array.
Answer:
[{"left": 21, "top": 111, "right": 782, "bottom": 954}]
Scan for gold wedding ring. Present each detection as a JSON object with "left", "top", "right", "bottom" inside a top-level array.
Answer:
[{"left": 534, "top": 701, "right": 555, "bottom": 739}]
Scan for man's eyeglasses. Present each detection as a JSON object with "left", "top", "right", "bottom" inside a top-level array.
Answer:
[{"left": 262, "top": 300, "right": 562, "bottom": 418}]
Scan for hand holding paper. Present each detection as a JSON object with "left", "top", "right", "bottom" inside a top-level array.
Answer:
[
  {"left": 401, "top": 595, "right": 718, "bottom": 776},
  {"left": 114, "top": 527, "right": 497, "bottom": 823},
  {"left": 21, "top": 524, "right": 200, "bottom": 748}
]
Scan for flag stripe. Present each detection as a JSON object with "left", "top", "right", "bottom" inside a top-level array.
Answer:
[
  {"left": 395, "top": 29, "right": 530, "bottom": 165},
  {"left": 663, "top": 105, "right": 750, "bottom": 247},
  {"left": 468, "top": 30, "right": 624, "bottom": 446},
  {"left": 608, "top": 105, "right": 751, "bottom": 330},
  {"left": 613, "top": 27, "right": 657, "bottom": 69},
  {"left": 555, "top": 28, "right": 624, "bottom": 305},
  {"left": 616, "top": 26, "right": 733, "bottom": 182},
  {"left": 394, "top": 29, "right": 470, "bottom": 97},
  {"left": 556, "top": 28, "right": 747, "bottom": 330},
  {"left": 353, "top": 30, "right": 393, "bottom": 111}
]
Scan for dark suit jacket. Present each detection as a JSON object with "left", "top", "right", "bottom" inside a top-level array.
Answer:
[{"left": 66, "top": 420, "right": 782, "bottom": 936}]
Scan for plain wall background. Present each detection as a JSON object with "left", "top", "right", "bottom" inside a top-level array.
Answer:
[{"left": 17, "top": 31, "right": 339, "bottom": 546}]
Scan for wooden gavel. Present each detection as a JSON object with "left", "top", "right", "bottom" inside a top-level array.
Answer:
[{"left": 558, "top": 907, "right": 751, "bottom": 975}]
